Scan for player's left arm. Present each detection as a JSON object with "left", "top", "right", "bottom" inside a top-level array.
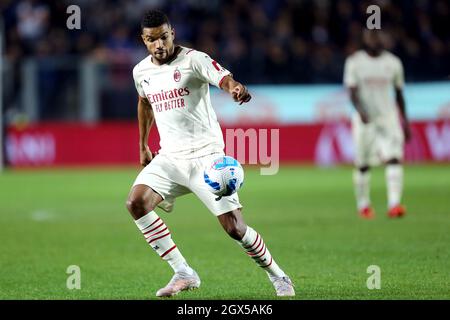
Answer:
[
  {"left": 394, "top": 59, "right": 411, "bottom": 142},
  {"left": 395, "top": 88, "right": 411, "bottom": 142},
  {"left": 190, "top": 51, "right": 251, "bottom": 105},
  {"left": 219, "top": 76, "right": 252, "bottom": 105}
]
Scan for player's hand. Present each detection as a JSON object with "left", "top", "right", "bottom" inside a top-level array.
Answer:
[
  {"left": 403, "top": 124, "right": 412, "bottom": 143},
  {"left": 359, "top": 111, "right": 370, "bottom": 124},
  {"left": 232, "top": 84, "right": 252, "bottom": 105},
  {"left": 140, "top": 145, "right": 153, "bottom": 167}
]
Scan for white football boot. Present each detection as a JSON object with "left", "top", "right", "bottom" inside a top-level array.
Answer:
[
  {"left": 156, "top": 270, "right": 201, "bottom": 297},
  {"left": 270, "top": 276, "right": 295, "bottom": 297}
]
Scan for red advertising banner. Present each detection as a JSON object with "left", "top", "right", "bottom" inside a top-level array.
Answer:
[{"left": 5, "top": 120, "right": 450, "bottom": 167}]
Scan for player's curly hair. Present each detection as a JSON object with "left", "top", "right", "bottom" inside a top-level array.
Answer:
[{"left": 141, "top": 10, "right": 170, "bottom": 30}]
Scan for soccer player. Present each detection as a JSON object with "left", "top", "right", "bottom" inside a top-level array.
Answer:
[
  {"left": 344, "top": 29, "right": 411, "bottom": 219},
  {"left": 125, "top": 10, "right": 295, "bottom": 297}
]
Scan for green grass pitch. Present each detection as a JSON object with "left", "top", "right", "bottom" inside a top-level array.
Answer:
[{"left": 0, "top": 164, "right": 449, "bottom": 300}]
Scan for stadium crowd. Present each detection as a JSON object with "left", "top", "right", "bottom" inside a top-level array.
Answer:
[{"left": 2, "top": 0, "right": 449, "bottom": 84}]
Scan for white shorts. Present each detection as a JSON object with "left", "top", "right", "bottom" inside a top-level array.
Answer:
[
  {"left": 132, "top": 152, "right": 242, "bottom": 216},
  {"left": 352, "top": 113, "right": 404, "bottom": 167}
]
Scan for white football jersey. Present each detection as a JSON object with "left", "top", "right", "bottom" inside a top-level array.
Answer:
[
  {"left": 344, "top": 50, "right": 404, "bottom": 121},
  {"left": 133, "top": 46, "right": 231, "bottom": 159}
]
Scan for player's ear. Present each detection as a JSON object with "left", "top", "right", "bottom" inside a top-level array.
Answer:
[{"left": 171, "top": 27, "right": 176, "bottom": 40}]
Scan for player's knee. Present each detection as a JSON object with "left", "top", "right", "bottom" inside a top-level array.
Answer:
[{"left": 126, "top": 195, "right": 152, "bottom": 215}]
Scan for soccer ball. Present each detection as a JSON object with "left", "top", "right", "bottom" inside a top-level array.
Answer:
[{"left": 204, "top": 156, "right": 244, "bottom": 197}]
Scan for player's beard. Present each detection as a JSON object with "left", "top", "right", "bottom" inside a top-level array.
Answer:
[
  {"left": 153, "top": 50, "right": 168, "bottom": 63},
  {"left": 152, "top": 46, "right": 178, "bottom": 64},
  {"left": 152, "top": 49, "right": 175, "bottom": 64}
]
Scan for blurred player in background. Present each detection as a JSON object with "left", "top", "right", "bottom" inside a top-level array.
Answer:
[
  {"left": 344, "top": 29, "right": 411, "bottom": 219},
  {"left": 125, "top": 10, "right": 294, "bottom": 297}
]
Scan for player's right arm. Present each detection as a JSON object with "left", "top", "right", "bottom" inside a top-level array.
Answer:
[
  {"left": 138, "top": 96, "right": 155, "bottom": 166},
  {"left": 349, "top": 87, "right": 369, "bottom": 124},
  {"left": 133, "top": 65, "right": 156, "bottom": 166},
  {"left": 344, "top": 56, "right": 369, "bottom": 124}
]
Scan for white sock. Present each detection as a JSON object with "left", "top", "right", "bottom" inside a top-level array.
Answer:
[
  {"left": 237, "top": 226, "right": 286, "bottom": 280},
  {"left": 135, "top": 211, "right": 193, "bottom": 274},
  {"left": 386, "top": 165, "right": 403, "bottom": 209},
  {"left": 353, "top": 169, "right": 371, "bottom": 210}
]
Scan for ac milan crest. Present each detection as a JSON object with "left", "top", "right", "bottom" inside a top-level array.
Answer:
[{"left": 173, "top": 68, "right": 181, "bottom": 82}]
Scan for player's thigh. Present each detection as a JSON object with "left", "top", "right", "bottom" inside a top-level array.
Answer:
[
  {"left": 352, "top": 115, "right": 377, "bottom": 167},
  {"left": 377, "top": 120, "right": 404, "bottom": 161},
  {"left": 189, "top": 153, "right": 243, "bottom": 217},
  {"left": 132, "top": 154, "right": 191, "bottom": 202}
]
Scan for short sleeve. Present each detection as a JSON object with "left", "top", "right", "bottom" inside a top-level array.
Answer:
[
  {"left": 190, "top": 51, "right": 231, "bottom": 88},
  {"left": 343, "top": 57, "right": 357, "bottom": 88},
  {"left": 133, "top": 67, "right": 146, "bottom": 98},
  {"left": 393, "top": 58, "right": 405, "bottom": 89}
]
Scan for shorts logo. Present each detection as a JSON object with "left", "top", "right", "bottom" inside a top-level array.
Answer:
[{"left": 174, "top": 68, "right": 181, "bottom": 82}]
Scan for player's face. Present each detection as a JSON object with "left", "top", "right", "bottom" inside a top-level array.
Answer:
[
  {"left": 141, "top": 24, "right": 175, "bottom": 64},
  {"left": 362, "top": 30, "right": 383, "bottom": 53}
]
